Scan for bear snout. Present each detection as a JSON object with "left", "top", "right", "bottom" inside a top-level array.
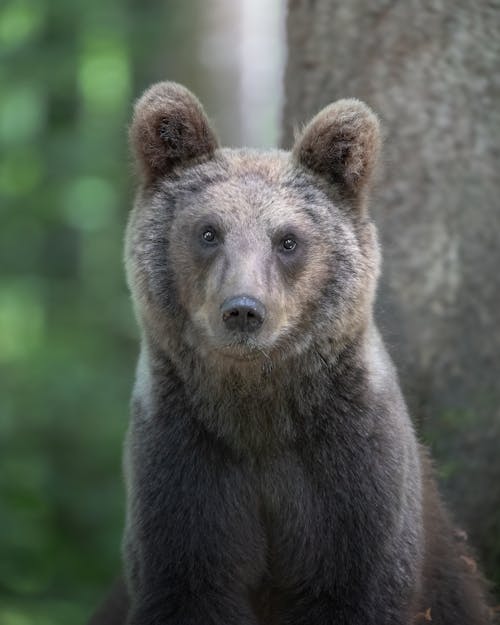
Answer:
[{"left": 220, "top": 295, "right": 266, "bottom": 333}]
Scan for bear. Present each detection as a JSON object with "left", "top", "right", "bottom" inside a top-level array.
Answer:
[{"left": 89, "top": 82, "right": 492, "bottom": 625}]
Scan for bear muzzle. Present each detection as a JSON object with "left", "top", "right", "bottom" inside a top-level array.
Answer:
[{"left": 221, "top": 295, "right": 266, "bottom": 333}]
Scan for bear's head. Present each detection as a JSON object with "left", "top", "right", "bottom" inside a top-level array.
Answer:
[{"left": 126, "top": 82, "right": 381, "bottom": 373}]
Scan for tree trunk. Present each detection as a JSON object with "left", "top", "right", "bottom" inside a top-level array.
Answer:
[{"left": 282, "top": 0, "right": 500, "bottom": 590}]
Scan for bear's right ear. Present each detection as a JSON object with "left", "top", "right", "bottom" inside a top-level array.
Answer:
[{"left": 130, "top": 82, "right": 219, "bottom": 183}]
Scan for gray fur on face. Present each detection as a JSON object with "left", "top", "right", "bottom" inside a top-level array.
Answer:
[{"left": 126, "top": 148, "right": 380, "bottom": 375}]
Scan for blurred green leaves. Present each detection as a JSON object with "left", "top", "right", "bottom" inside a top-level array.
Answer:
[
  {"left": 0, "top": 147, "right": 43, "bottom": 196},
  {"left": 78, "top": 34, "right": 131, "bottom": 114},
  {"left": 0, "top": 84, "right": 46, "bottom": 144},
  {"left": 62, "top": 176, "right": 118, "bottom": 231},
  {"left": 0, "top": 279, "right": 44, "bottom": 361},
  {"left": 0, "top": 1, "right": 45, "bottom": 52},
  {"left": 0, "top": 0, "right": 185, "bottom": 622}
]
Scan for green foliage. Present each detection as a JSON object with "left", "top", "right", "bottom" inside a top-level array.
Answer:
[{"left": 0, "top": 0, "right": 200, "bottom": 621}]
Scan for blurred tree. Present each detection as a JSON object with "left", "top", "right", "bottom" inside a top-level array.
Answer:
[{"left": 282, "top": 0, "right": 500, "bottom": 595}]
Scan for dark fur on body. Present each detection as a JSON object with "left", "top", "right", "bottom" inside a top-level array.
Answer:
[{"left": 90, "top": 83, "right": 491, "bottom": 624}]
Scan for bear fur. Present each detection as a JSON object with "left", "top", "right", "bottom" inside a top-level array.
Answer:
[{"left": 89, "top": 82, "right": 492, "bottom": 625}]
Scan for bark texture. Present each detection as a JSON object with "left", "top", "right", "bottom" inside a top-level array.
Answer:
[{"left": 282, "top": 0, "right": 500, "bottom": 588}]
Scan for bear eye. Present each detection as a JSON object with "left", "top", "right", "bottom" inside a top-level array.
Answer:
[
  {"left": 201, "top": 228, "right": 217, "bottom": 244},
  {"left": 281, "top": 237, "right": 297, "bottom": 252}
]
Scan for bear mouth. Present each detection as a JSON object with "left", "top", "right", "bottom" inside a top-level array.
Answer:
[{"left": 216, "top": 338, "right": 270, "bottom": 362}]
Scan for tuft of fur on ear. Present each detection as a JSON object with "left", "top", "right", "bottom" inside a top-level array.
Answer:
[
  {"left": 130, "top": 82, "right": 219, "bottom": 182},
  {"left": 293, "top": 99, "right": 381, "bottom": 199}
]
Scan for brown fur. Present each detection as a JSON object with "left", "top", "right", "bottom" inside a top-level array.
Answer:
[
  {"left": 129, "top": 82, "right": 219, "bottom": 182},
  {"left": 418, "top": 451, "right": 493, "bottom": 623},
  {"left": 293, "top": 99, "right": 381, "bottom": 204},
  {"left": 89, "top": 82, "right": 492, "bottom": 625}
]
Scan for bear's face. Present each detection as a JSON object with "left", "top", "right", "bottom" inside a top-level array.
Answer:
[{"left": 126, "top": 83, "right": 380, "bottom": 367}]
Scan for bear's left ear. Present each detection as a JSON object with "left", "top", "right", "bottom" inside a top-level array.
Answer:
[
  {"left": 130, "top": 81, "right": 219, "bottom": 183},
  {"left": 292, "top": 99, "right": 381, "bottom": 201}
]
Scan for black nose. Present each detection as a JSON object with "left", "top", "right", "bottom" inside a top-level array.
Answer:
[{"left": 221, "top": 296, "right": 266, "bottom": 333}]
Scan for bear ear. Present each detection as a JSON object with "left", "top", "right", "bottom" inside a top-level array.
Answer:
[
  {"left": 292, "top": 99, "right": 381, "bottom": 201},
  {"left": 130, "top": 82, "right": 219, "bottom": 182}
]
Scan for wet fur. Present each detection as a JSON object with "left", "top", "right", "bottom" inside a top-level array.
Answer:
[{"left": 89, "top": 83, "right": 491, "bottom": 624}]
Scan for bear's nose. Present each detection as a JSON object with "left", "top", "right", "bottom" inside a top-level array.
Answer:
[{"left": 221, "top": 296, "right": 266, "bottom": 333}]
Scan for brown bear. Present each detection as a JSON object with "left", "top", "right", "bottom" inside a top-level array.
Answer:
[{"left": 89, "top": 82, "right": 492, "bottom": 624}]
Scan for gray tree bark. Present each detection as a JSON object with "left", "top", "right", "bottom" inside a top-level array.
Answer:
[{"left": 282, "top": 0, "right": 500, "bottom": 588}]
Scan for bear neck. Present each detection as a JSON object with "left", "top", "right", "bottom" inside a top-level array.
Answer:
[{"left": 136, "top": 321, "right": 376, "bottom": 455}]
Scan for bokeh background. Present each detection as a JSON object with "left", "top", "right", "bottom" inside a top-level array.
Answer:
[
  {"left": 0, "top": 0, "right": 284, "bottom": 622},
  {"left": 1, "top": 1, "right": 499, "bottom": 623}
]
